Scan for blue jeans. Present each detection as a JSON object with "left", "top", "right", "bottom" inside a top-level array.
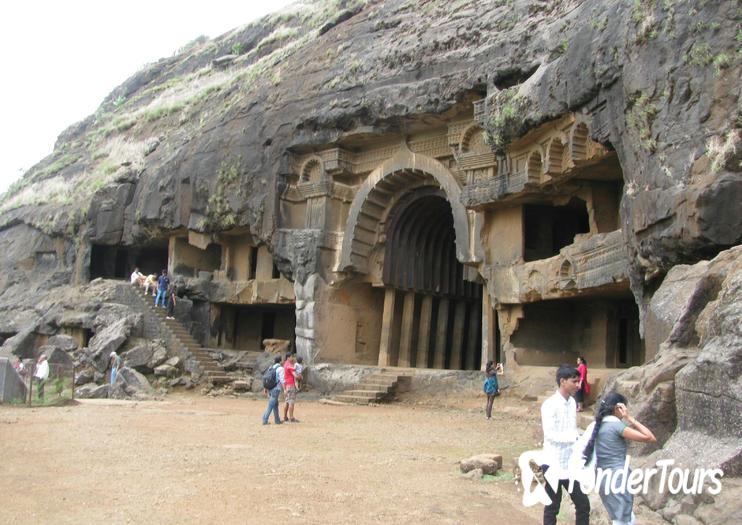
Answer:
[
  {"left": 262, "top": 387, "right": 282, "bottom": 424},
  {"left": 110, "top": 367, "right": 118, "bottom": 386},
  {"left": 154, "top": 289, "right": 167, "bottom": 307}
]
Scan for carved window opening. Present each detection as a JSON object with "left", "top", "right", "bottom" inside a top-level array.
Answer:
[
  {"left": 464, "top": 128, "right": 488, "bottom": 154},
  {"left": 546, "top": 137, "right": 566, "bottom": 174},
  {"left": 300, "top": 159, "right": 322, "bottom": 183},
  {"left": 526, "top": 151, "right": 543, "bottom": 184},
  {"left": 249, "top": 247, "right": 258, "bottom": 280},
  {"left": 523, "top": 198, "right": 590, "bottom": 262},
  {"left": 571, "top": 122, "right": 589, "bottom": 162}
]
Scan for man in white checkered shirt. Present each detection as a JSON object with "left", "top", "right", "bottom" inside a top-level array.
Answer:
[{"left": 539, "top": 364, "right": 590, "bottom": 525}]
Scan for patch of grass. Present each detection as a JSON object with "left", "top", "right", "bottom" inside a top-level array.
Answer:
[
  {"left": 626, "top": 92, "right": 659, "bottom": 152},
  {"left": 484, "top": 88, "right": 531, "bottom": 154},
  {"left": 631, "top": 0, "right": 656, "bottom": 25},
  {"left": 176, "top": 34, "right": 209, "bottom": 55},
  {"left": 206, "top": 159, "right": 245, "bottom": 230},
  {"left": 231, "top": 42, "right": 246, "bottom": 55},
  {"left": 37, "top": 153, "right": 80, "bottom": 180},
  {"left": 684, "top": 42, "right": 713, "bottom": 66},
  {"left": 707, "top": 130, "right": 740, "bottom": 173},
  {"left": 590, "top": 16, "right": 608, "bottom": 32},
  {"left": 256, "top": 26, "right": 299, "bottom": 53},
  {"left": 712, "top": 53, "right": 731, "bottom": 76}
]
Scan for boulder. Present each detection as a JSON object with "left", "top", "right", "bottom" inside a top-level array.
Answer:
[
  {"left": 124, "top": 345, "right": 154, "bottom": 371},
  {"left": 47, "top": 334, "right": 79, "bottom": 353},
  {"left": 165, "top": 356, "right": 181, "bottom": 369},
  {"left": 0, "top": 323, "right": 39, "bottom": 359},
  {"left": 74, "top": 368, "right": 94, "bottom": 386},
  {"left": 154, "top": 364, "right": 177, "bottom": 377},
  {"left": 87, "top": 318, "right": 130, "bottom": 372},
  {"left": 459, "top": 454, "right": 502, "bottom": 475},
  {"left": 47, "top": 347, "right": 74, "bottom": 368},
  {"left": 0, "top": 357, "right": 27, "bottom": 403},
  {"left": 233, "top": 380, "right": 251, "bottom": 392},
  {"left": 147, "top": 346, "right": 168, "bottom": 369},
  {"left": 75, "top": 383, "right": 109, "bottom": 399},
  {"left": 263, "top": 339, "right": 290, "bottom": 354},
  {"left": 462, "top": 468, "right": 483, "bottom": 480},
  {"left": 118, "top": 367, "right": 154, "bottom": 395}
]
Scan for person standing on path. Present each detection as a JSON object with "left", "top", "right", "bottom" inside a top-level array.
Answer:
[
  {"left": 581, "top": 392, "right": 656, "bottom": 525},
  {"left": 154, "top": 270, "right": 170, "bottom": 308},
  {"left": 109, "top": 351, "right": 122, "bottom": 386},
  {"left": 576, "top": 356, "right": 590, "bottom": 412},
  {"left": 165, "top": 280, "right": 178, "bottom": 320},
  {"left": 483, "top": 361, "right": 503, "bottom": 420},
  {"left": 539, "top": 364, "right": 590, "bottom": 525},
  {"left": 33, "top": 354, "right": 49, "bottom": 400},
  {"left": 262, "top": 356, "right": 284, "bottom": 425},
  {"left": 282, "top": 353, "right": 300, "bottom": 423}
]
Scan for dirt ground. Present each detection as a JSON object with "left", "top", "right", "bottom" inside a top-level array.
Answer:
[{"left": 0, "top": 391, "right": 661, "bottom": 525}]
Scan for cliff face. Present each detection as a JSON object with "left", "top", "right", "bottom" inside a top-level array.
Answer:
[{"left": 0, "top": 0, "right": 739, "bottom": 321}]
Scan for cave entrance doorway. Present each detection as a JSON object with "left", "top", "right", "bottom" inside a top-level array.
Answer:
[
  {"left": 90, "top": 243, "right": 169, "bottom": 280},
  {"left": 377, "top": 189, "right": 482, "bottom": 370},
  {"left": 510, "top": 296, "right": 643, "bottom": 368},
  {"left": 213, "top": 304, "right": 296, "bottom": 353}
]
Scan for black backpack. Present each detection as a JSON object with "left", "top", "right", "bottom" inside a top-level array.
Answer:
[{"left": 262, "top": 365, "right": 278, "bottom": 390}]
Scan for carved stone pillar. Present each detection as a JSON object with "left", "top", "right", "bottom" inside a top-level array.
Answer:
[
  {"left": 433, "top": 298, "right": 450, "bottom": 369},
  {"left": 481, "top": 293, "right": 496, "bottom": 371},
  {"left": 378, "top": 288, "right": 397, "bottom": 367},
  {"left": 415, "top": 294, "right": 434, "bottom": 368},
  {"left": 465, "top": 301, "right": 480, "bottom": 370},
  {"left": 397, "top": 291, "right": 416, "bottom": 368},
  {"left": 450, "top": 300, "right": 467, "bottom": 370}
]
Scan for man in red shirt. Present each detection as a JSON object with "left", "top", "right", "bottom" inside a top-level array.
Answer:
[{"left": 282, "top": 353, "right": 301, "bottom": 423}]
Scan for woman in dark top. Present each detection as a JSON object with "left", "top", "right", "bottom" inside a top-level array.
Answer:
[
  {"left": 582, "top": 392, "right": 656, "bottom": 525},
  {"left": 483, "top": 361, "right": 502, "bottom": 420}
]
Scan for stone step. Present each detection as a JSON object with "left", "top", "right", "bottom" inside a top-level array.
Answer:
[
  {"left": 360, "top": 380, "right": 397, "bottom": 388},
  {"left": 343, "top": 390, "right": 387, "bottom": 399},
  {"left": 334, "top": 395, "right": 374, "bottom": 404},
  {"left": 207, "top": 374, "right": 232, "bottom": 384},
  {"left": 353, "top": 383, "right": 392, "bottom": 394}
]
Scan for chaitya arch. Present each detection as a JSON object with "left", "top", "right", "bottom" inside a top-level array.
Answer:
[{"left": 338, "top": 146, "right": 474, "bottom": 274}]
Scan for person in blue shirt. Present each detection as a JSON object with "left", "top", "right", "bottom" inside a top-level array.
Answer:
[{"left": 154, "top": 270, "right": 170, "bottom": 308}]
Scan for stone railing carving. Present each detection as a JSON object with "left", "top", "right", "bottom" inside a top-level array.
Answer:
[
  {"left": 461, "top": 169, "right": 529, "bottom": 207},
  {"left": 484, "top": 230, "right": 629, "bottom": 303},
  {"left": 570, "top": 230, "right": 629, "bottom": 289}
]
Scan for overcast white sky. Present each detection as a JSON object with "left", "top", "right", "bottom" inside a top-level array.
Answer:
[{"left": 0, "top": 0, "right": 294, "bottom": 195}]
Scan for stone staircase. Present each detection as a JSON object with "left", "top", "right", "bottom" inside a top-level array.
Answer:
[
  {"left": 132, "top": 288, "right": 231, "bottom": 385},
  {"left": 334, "top": 370, "right": 411, "bottom": 404}
]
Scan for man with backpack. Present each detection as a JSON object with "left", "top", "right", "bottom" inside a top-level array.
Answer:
[{"left": 261, "top": 356, "right": 284, "bottom": 425}]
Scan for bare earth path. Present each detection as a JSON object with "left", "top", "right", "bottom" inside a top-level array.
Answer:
[{"left": 0, "top": 393, "right": 544, "bottom": 524}]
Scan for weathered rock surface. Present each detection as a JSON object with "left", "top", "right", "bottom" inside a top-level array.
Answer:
[
  {"left": 110, "top": 367, "right": 155, "bottom": 399},
  {"left": 0, "top": 2, "right": 738, "bottom": 520},
  {"left": 87, "top": 318, "right": 131, "bottom": 372},
  {"left": 75, "top": 383, "right": 110, "bottom": 399},
  {"left": 123, "top": 345, "right": 154, "bottom": 371},
  {"left": 602, "top": 247, "right": 742, "bottom": 517},
  {"left": 459, "top": 453, "right": 502, "bottom": 475},
  {"left": 47, "top": 334, "right": 79, "bottom": 353}
]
